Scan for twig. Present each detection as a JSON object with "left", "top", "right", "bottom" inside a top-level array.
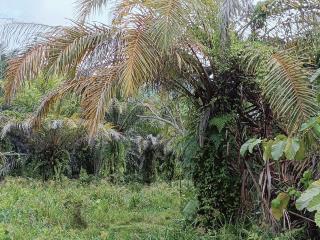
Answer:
[{"left": 288, "top": 210, "right": 315, "bottom": 223}]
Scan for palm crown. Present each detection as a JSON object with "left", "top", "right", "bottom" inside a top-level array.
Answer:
[{"left": 1, "top": 0, "right": 319, "bottom": 138}]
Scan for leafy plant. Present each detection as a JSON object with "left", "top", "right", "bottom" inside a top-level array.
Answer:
[
  {"left": 271, "top": 192, "right": 290, "bottom": 220},
  {"left": 241, "top": 135, "right": 304, "bottom": 161},
  {"left": 296, "top": 180, "right": 320, "bottom": 227},
  {"left": 240, "top": 138, "right": 262, "bottom": 156}
]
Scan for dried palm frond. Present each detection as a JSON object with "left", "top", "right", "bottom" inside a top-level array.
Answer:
[
  {"left": 4, "top": 44, "right": 47, "bottom": 103},
  {"left": 112, "top": 0, "right": 152, "bottom": 26},
  {"left": 27, "top": 78, "right": 81, "bottom": 129},
  {"left": 3, "top": 23, "right": 121, "bottom": 102},
  {"left": 45, "top": 23, "right": 118, "bottom": 77},
  {"left": 149, "top": 0, "right": 185, "bottom": 50},
  {"left": 2, "top": 0, "right": 211, "bottom": 139},
  {"left": 1, "top": 122, "right": 31, "bottom": 139},
  {"left": 5, "top": 0, "right": 317, "bottom": 144},
  {"left": 0, "top": 22, "right": 56, "bottom": 47},
  {"left": 78, "top": 67, "right": 119, "bottom": 138},
  {"left": 119, "top": 15, "right": 159, "bottom": 95}
]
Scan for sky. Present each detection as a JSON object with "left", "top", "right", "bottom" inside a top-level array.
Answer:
[{"left": 0, "top": 0, "right": 110, "bottom": 25}]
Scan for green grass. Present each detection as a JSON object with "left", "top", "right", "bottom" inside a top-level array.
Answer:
[
  {"left": 0, "top": 178, "right": 305, "bottom": 240},
  {"left": 0, "top": 177, "right": 201, "bottom": 240}
]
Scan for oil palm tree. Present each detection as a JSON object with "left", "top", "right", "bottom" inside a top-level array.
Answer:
[{"left": 1, "top": 0, "right": 320, "bottom": 225}]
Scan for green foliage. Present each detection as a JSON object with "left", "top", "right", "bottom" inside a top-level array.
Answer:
[
  {"left": 194, "top": 125, "right": 241, "bottom": 226},
  {"left": 0, "top": 76, "right": 61, "bottom": 124},
  {"left": 105, "top": 140, "right": 127, "bottom": 183},
  {"left": 240, "top": 138, "right": 262, "bottom": 156},
  {"left": 251, "top": 1, "right": 269, "bottom": 31},
  {"left": 0, "top": 178, "right": 205, "bottom": 240},
  {"left": 0, "top": 177, "right": 307, "bottom": 240},
  {"left": 296, "top": 180, "right": 320, "bottom": 227},
  {"left": 300, "top": 170, "right": 313, "bottom": 189},
  {"left": 209, "top": 114, "right": 234, "bottom": 133},
  {"left": 270, "top": 135, "right": 287, "bottom": 161},
  {"left": 271, "top": 193, "right": 290, "bottom": 220},
  {"left": 241, "top": 135, "right": 305, "bottom": 161},
  {"left": 183, "top": 199, "right": 199, "bottom": 223},
  {"left": 1, "top": 0, "right": 320, "bottom": 236},
  {"left": 0, "top": 50, "right": 7, "bottom": 80},
  {"left": 241, "top": 114, "right": 320, "bottom": 163},
  {"left": 27, "top": 123, "right": 84, "bottom": 180}
]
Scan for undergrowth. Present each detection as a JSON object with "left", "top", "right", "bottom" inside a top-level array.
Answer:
[{"left": 0, "top": 178, "right": 305, "bottom": 240}]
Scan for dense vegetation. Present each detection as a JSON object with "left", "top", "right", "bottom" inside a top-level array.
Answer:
[{"left": 0, "top": 0, "right": 320, "bottom": 239}]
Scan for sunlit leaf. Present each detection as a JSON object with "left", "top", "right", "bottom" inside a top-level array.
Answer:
[{"left": 271, "top": 139, "right": 287, "bottom": 161}]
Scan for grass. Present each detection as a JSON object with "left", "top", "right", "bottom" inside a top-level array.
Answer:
[
  {"left": 0, "top": 177, "right": 201, "bottom": 240},
  {"left": 0, "top": 177, "right": 305, "bottom": 240}
]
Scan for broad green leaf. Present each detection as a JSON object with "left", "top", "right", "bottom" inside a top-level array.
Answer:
[
  {"left": 284, "top": 137, "right": 300, "bottom": 160},
  {"left": 271, "top": 140, "right": 287, "bottom": 161},
  {"left": 296, "top": 180, "right": 320, "bottom": 210},
  {"left": 295, "top": 182, "right": 320, "bottom": 225},
  {"left": 240, "top": 138, "right": 261, "bottom": 156},
  {"left": 300, "top": 117, "right": 317, "bottom": 132},
  {"left": 274, "top": 134, "right": 287, "bottom": 141},
  {"left": 240, "top": 143, "right": 249, "bottom": 156},
  {"left": 248, "top": 138, "right": 262, "bottom": 153},
  {"left": 271, "top": 198, "right": 281, "bottom": 209},
  {"left": 307, "top": 194, "right": 320, "bottom": 212}
]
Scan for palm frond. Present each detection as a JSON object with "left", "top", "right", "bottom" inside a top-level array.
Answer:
[
  {"left": 310, "top": 68, "right": 320, "bottom": 83},
  {"left": 0, "top": 22, "right": 57, "bottom": 48},
  {"left": 263, "top": 52, "right": 319, "bottom": 133},
  {"left": 219, "top": 0, "right": 252, "bottom": 44},
  {"left": 112, "top": 0, "right": 151, "bottom": 26},
  {"left": 150, "top": 0, "right": 185, "bottom": 50},
  {"left": 4, "top": 44, "right": 47, "bottom": 103},
  {"left": 119, "top": 15, "right": 158, "bottom": 96},
  {"left": 46, "top": 23, "right": 117, "bottom": 77},
  {"left": 78, "top": 67, "right": 119, "bottom": 138},
  {"left": 3, "top": 23, "right": 119, "bottom": 103},
  {"left": 0, "top": 152, "right": 25, "bottom": 179},
  {"left": 76, "top": 0, "right": 110, "bottom": 21},
  {"left": 28, "top": 79, "right": 80, "bottom": 128},
  {"left": 1, "top": 122, "right": 31, "bottom": 139}
]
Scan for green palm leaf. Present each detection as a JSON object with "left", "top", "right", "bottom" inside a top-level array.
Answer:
[{"left": 263, "top": 52, "right": 319, "bottom": 133}]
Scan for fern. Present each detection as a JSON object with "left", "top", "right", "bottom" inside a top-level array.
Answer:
[{"left": 209, "top": 113, "right": 234, "bottom": 133}]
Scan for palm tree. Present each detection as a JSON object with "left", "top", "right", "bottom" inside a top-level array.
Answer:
[{"left": 1, "top": 0, "right": 320, "bottom": 225}]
